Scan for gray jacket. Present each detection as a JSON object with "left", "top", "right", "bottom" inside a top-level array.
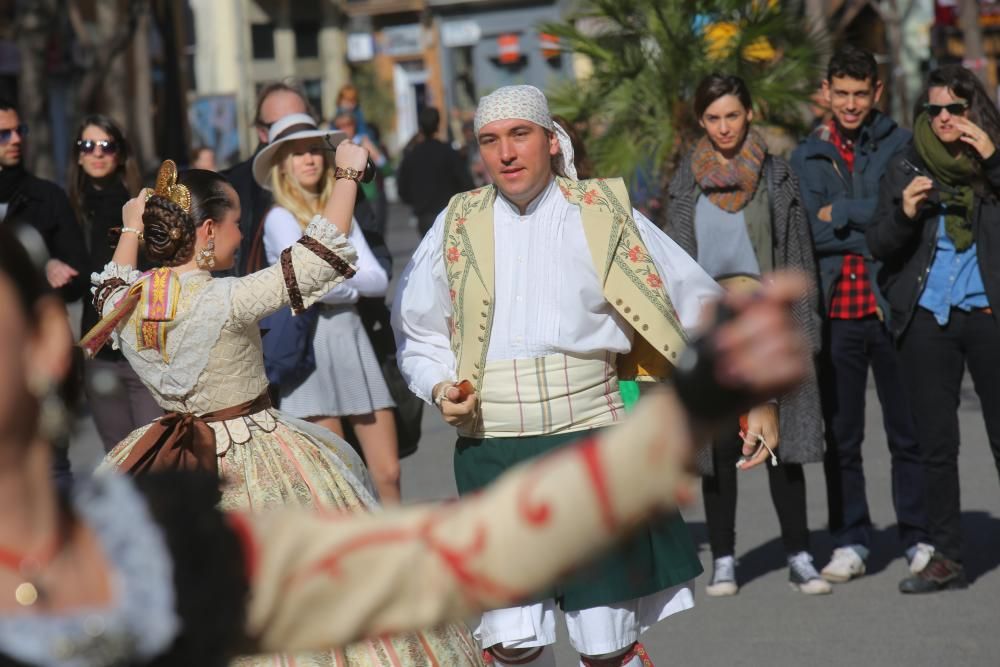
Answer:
[{"left": 663, "top": 154, "right": 824, "bottom": 473}]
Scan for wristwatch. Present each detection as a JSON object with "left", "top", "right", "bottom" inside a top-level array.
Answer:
[{"left": 334, "top": 166, "right": 364, "bottom": 183}]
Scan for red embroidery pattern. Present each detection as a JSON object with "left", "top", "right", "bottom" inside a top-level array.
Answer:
[
  {"left": 285, "top": 436, "right": 632, "bottom": 606},
  {"left": 285, "top": 506, "right": 529, "bottom": 605},
  {"left": 579, "top": 438, "right": 617, "bottom": 532}
]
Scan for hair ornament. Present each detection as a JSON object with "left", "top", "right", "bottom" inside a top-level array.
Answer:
[{"left": 152, "top": 160, "right": 192, "bottom": 213}]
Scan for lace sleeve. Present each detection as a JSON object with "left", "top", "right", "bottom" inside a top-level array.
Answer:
[
  {"left": 91, "top": 262, "right": 142, "bottom": 317},
  {"left": 228, "top": 215, "right": 358, "bottom": 329}
]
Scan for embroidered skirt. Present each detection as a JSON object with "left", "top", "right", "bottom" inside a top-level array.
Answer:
[{"left": 102, "top": 413, "right": 482, "bottom": 666}]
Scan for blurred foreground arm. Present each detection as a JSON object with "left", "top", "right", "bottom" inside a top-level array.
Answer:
[{"left": 239, "top": 272, "right": 810, "bottom": 653}]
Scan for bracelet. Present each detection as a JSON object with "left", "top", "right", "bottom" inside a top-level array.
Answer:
[
  {"left": 334, "top": 166, "right": 363, "bottom": 183},
  {"left": 121, "top": 226, "right": 144, "bottom": 241}
]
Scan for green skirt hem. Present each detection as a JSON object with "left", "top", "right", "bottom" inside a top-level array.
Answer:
[{"left": 454, "top": 427, "right": 702, "bottom": 612}]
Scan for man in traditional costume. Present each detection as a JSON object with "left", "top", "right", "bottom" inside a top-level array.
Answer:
[{"left": 392, "top": 85, "right": 721, "bottom": 667}]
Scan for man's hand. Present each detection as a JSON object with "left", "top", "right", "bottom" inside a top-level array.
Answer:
[
  {"left": 817, "top": 204, "right": 833, "bottom": 223},
  {"left": 738, "top": 403, "right": 779, "bottom": 471},
  {"left": 45, "top": 258, "right": 79, "bottom": 288},
  {"left": 433, "top": 381, "right": 478, "bottom": 427}
]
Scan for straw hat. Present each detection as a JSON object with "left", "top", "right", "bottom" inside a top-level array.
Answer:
[{"left": 251, "top": 113, "right": 347, "bottom": 190}]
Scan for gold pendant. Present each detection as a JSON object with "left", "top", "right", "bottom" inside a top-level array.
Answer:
[{"left": 15, "top": 581, "right": 39, "bottom": 607}]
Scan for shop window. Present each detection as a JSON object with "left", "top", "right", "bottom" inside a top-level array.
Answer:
[
  {"left": 251, "top": 23, "right": 275, "bottom": 60},
  {"left": 294, "top": 22, "right": 319, "bottom": 59},
  {"left": 302, "top": 79, "right": 323, "bottom": 118}
]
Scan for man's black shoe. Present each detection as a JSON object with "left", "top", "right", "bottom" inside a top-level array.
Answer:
[{"left": 899, "top": 553, "right": 967, "bottom": 594}]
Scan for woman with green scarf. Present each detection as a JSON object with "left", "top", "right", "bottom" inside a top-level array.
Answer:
[{"left": 868, "top": 65, "right": 1000, "bottom": 594}]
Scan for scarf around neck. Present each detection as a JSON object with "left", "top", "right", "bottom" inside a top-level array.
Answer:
[
  {"left": 914, "top": 112, "right": 976, "bottom": 251},
  {"left": 691, "top": 129, "right": 768, "bottom": 213}
]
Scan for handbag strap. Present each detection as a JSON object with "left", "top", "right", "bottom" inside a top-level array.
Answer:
[{"left": 246, "top": 207, "right": 271, "bottom": 274}]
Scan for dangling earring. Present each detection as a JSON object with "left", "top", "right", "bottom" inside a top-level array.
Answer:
[
  {"left": 28, "top": 373, "right": 70, "bottom": 443},
  {"left": 196, "top": 234, "right": 216, "bottom": 270}
]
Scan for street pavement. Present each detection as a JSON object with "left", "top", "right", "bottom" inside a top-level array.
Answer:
[{"left": 69, "top": 203, "right": 1000, "bottom": 666}]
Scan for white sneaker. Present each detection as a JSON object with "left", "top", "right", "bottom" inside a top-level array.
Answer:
[
  {"left": 821, "top": 547, "right": 866, "bottom": 583},
  {"left": 706, "top": 556, "right": 738, "bottom": 597},
  {"left": 908, "top": 542, "right": 935, "bottom": 574},
  {"left": 788, "top": 552, "right": 832, "bottom": 595}
]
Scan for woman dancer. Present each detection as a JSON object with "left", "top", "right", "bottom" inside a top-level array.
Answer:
[
  {"left": 664, "top": 73, "right": 830, "bottom": 596},
  {"left": 0, "top": 222, "right": 809, "bottom": 667},
  {"left": 255, "top": 113, "right": 401, "bottom": 504},
  {"left": 68, "top": 114, "right": 160, "bottom": 451},
  {"left": 86, "top": 145, "right": 477, "bottom": 663},
  {"left": 868, "top": 65, "right": 1000, "bottom": 593}
]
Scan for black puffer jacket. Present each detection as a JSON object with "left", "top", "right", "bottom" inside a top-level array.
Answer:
[{"left": 866, "top": 145, "right": 1000, "bottom": 340}]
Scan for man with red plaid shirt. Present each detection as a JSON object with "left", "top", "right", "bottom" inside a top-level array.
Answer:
[{"left": 792, "top": 46, "right": 933, "bottom": 588}]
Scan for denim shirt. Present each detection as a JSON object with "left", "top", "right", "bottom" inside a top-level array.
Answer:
[{"left": 918, "top": 216, "right": 989, "bottom": 325}]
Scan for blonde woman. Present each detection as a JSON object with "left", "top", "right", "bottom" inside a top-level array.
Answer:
[{"left": 254, "top": 113, "right": 401, "bottom": 504}]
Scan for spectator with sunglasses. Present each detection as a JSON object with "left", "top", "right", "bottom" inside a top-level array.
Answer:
[
  {"left": 67, "top": 114, "right": 161, "bottom": 452},
  {"left": 791, "top": 46, "right": 932, "bottom": 588},
  {"left": 0, "top": 97, "right": 87, "bottom": 302},
  {"left": 868, "top": 65, "right": 1000, "bottom": 593}
]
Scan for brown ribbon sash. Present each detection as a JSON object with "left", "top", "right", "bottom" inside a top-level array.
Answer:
[{"left": 121, "top": 392, "right": 272, "bottom": 476}]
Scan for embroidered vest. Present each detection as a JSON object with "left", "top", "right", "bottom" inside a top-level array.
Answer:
[{"left": 442, "top": 177, "right": 688, "bottom": 394}]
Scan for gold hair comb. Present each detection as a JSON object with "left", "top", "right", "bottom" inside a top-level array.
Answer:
[{"left": 150, "top": 159, "right": 192, "bottom": 212}]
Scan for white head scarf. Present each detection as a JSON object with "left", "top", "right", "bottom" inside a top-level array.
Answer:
[{"left": 473, "top": 85, "right": 578, "bottom": 180}]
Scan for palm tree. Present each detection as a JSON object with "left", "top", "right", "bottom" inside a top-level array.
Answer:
[{"left": 542, "top": 0, "right": 826, "bottom": 198}]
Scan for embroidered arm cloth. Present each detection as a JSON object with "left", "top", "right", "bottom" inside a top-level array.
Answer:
[
  {"left": 263, "top": 207, "right": 385, "bottom": 306},
  {"left": 227, "top": 215, "right": 358, "bottom": 328},
  {"left": 239, "top": 389, "right": 693, "bottom": 653}
]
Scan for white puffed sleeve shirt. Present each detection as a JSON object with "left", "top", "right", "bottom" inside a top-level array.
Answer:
[{"left": 391, "top": 179, "right": 721, "bottom": 403}]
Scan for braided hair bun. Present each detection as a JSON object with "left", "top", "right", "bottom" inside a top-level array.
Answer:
[{"left": 142, "top": 194, "right": 197, "bottom": 266}]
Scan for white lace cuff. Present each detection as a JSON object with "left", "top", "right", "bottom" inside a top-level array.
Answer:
[
  {"left": 302, "top": 215, "right": 359, "bottom": 266},
  {"left": 91, "top": 261, "right": 141, "bottom": 288}
]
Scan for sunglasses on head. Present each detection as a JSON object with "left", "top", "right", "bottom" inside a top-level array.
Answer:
[
  {"left": 924, "top": 102, "right": 969, "bottom": 118},
  {"left": 77, "top": 139, "right": 118, "bottom": 155},
  {"left": 0, "top": 124, "right": 27, "bottom": 145}
]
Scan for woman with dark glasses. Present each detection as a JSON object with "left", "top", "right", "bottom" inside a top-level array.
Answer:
[
  {"left": 868, "top": 65, "right": 1000, "bottom": 593},
  {"left": 67, "top": 114, "right": 160, "bottom": 452}
]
